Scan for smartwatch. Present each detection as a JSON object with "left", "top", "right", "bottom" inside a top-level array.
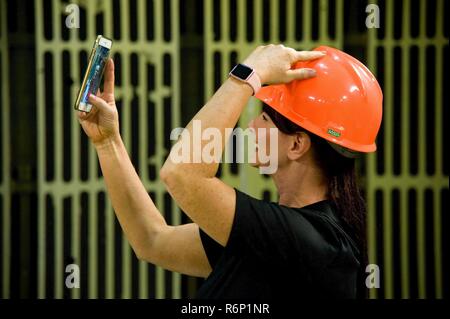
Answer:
[{"left": 229, "top": 64, "right": 261, "bottom": 95}]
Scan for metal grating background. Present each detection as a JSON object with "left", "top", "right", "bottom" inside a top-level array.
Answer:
[
  {"left": 366, "top": 0, "right": 448, "bottom": 299},
  {"left": 34, "top": 0, "right": 181, "bottom": 298}
]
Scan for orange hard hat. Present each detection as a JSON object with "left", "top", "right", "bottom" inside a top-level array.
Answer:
[{"left": 255, "top": 45, "right": 383, "bottom": 154}]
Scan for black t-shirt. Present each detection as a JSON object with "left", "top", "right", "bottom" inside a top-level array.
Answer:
[{"left": 197, "top": 189, "right": 361, "bottom": 299}]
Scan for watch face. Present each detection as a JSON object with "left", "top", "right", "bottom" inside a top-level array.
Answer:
[{"left": 233, "top": 64, "right": 253, "bottom": 80}]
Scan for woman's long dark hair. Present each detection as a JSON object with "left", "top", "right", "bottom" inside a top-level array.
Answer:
[{"left": 263, "top": 104, "right": 368, "bottom": 298}]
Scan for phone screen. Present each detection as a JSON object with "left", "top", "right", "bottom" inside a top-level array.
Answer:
[{"left": 76, "top": 36, "right": 112, "bottom": 112}]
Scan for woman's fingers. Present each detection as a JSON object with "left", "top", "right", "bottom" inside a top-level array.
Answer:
[
  {"left": 88, "top": 94, "right": 110, "bottom": 112},
  {"left": 77, "top": 111, "right": 87, "bottom": 120},
  {"left": 295, "top": 50, "right": 326, "bottom": 61},
  {"left": 77, "top": 104, "right": 99, "bottom": 121},
  {"left": 286, "top": 68, "right": 317, "bottom": 81},
  {"left": 103, "top": 58, "right": 115, "bottom": 95}
]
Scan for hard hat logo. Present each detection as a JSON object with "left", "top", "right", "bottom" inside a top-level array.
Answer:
[
  {"left": 327, "top": 128, "right": 342, "bottom": 138},
  {"left": 255, "top": 45, "right": 383, "bottom": 154}
]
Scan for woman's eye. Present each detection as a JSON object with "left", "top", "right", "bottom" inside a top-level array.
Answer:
[{"left": 262, "top": 114, "right": 268, "bottom": 121}]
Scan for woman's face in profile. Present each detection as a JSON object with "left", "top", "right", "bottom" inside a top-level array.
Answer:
[{"left": 247, "top": 111, "right": 291, "bottom": 171}]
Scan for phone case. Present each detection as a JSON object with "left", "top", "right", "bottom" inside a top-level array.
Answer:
[{"left": 74, "top": 35, "right": 112, "bottom": 112}]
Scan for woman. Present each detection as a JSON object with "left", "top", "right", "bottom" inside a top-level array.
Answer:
[{"left": 79, "top": 44, "right": 382, "bottom": 299}]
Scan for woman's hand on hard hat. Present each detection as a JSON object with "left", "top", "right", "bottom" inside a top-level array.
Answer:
[
  {"left": 243, "top": 44, "right": 325, "bottom": 85},
  {"left": 78, "top": 58, "right": 121, "bottom": 148}
]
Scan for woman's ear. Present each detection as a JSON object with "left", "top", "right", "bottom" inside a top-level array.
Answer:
[{"left": 287, "top": 132, "right": 311, "bottom": 161}]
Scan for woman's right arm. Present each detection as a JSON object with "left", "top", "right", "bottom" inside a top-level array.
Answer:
[{"left": 78, "top": 59, "right": 212, "bottom": 278}]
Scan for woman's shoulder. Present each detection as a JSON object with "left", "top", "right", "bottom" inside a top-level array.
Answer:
[
  {"left": 235, "top": 189, "right": 358, "bottom": 254},
  {"left": 277, "top": 200, "right": 359, "bottom": 256}
]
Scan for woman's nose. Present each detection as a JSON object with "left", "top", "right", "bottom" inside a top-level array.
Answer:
[{"left": 248, "top": 119, "right": 255, "bottom": 129}]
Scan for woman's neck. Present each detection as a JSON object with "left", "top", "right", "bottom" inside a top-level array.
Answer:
[{"left": 272, "top": 162, "right": 328, "bottom": 208}]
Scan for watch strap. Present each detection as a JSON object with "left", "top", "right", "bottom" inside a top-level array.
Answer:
[{"left": 229, "top": 64, "right": 262, "bottom": 95}]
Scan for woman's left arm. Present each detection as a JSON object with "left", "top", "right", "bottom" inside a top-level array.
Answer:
[{"left": 160, "top": 45, "right": 324, "bottom": 246}]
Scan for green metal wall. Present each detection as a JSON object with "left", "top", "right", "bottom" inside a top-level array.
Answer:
[
  {"left": 366, "top": 0, "right": 448, "bottom": 299},
  {"left": 0, "top": 0, "right": 448, "bottom": 299},
  {"left": 34, "top": 0, "right": 181, "bottom": 298}
]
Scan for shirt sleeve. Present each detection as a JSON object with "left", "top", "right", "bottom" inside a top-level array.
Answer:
[{"left": 199, "top": 227, "right": 224, "bottom": 269}]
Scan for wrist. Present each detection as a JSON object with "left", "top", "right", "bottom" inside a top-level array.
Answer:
[
  {"left": 94, "top": 134, "right": 123, "bottom": 151},
  {"left": 227, "top": 76, "right": 255, "bottom": 94},
  {"left": 229, "top": 63, "right": 262, "bottom": 95}
]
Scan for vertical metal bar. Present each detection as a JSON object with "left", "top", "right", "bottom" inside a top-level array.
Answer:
[
  {"left": 400, "top": 188, "right": 410, "bottom": 298},
  {"left": 155, "top": 0, "right": 163, "bottom": 43},
  {"left": 302, "top": 0, "right": 311, "bottom": 43},
  {"left": 35, "top": 0, "right": 47, "bottom": 299},
  {"left": 52, "top": 43, "right": 64, "bottom": 299},
  {"left": 86, "top": 1, "right": 99, "bottom": 299},
  {"left": 105, "top": 195, "right": 115, "bottom": 299},
  {"left": 120, "top": 0, "right": 132, "bottom": 151},
  {"left": 120, "top": 1, "right": 132, "bottom": 297},
  {"left": 54, "top": 196, "right": 63, "bottom": 298},
  {"left": 121, "top": 214, "right": 132, "bottom": 298},
  {"left": 136, "top": 0, "right": 149, "bottom": 300},
  {"left": 319, "top": 0, "right": 328, "bottom": 42},
  {"left": 71, "top": 193, "right": 80, "bottom": 299},
  {"left": 335, "top": 0, "right": 343, "bottom": 48},
  {"left": 416, "top": 187, "right": 426, "bottom": 298},
  {"left": 221, "top": 0, "right": 229, "bottom": 44},
  {"left": 88, "top": 190, "right": 98, "bottom": 298},
  {"left": 120, "top": 0, "right": 129, "bottom": 43},
  {"left": 70, "top": 35, "right": 81, "bottom": 299},
  {"left": 400, "top": 0, "right": 411, "bottom": 299},
  {"left": 416, "top": 0, "right": 427, "bottom": 298},
  {"left": 254, "top": 0, "right": 263, "bottom": 43},
  {"left": 286, "top": 0, "right": 295, "bottom": 43},
  {"left": 434, "top": 189, "right": 443, "bottom": 298},
  {"left": 383, "top": 188, "right": 393, "bottom": 298},
  {"left": 52, "top": 0, "right": 61, "bottom": 42},
  {"left": 237, "top": 0, "right": 246, "bottom": 45},
  {"left": 103, "top": 0, "right": 115, "bottom": 300},
  {"left": 104, "top": 0, "right": 112, "bottom": 37},
  {"left": 270, "top": 0, "right": 279, "bottom": 42}
]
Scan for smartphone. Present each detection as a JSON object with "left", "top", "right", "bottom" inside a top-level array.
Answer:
[{"left": 74, "top": 35, "right": 113, "bottom": 112}]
